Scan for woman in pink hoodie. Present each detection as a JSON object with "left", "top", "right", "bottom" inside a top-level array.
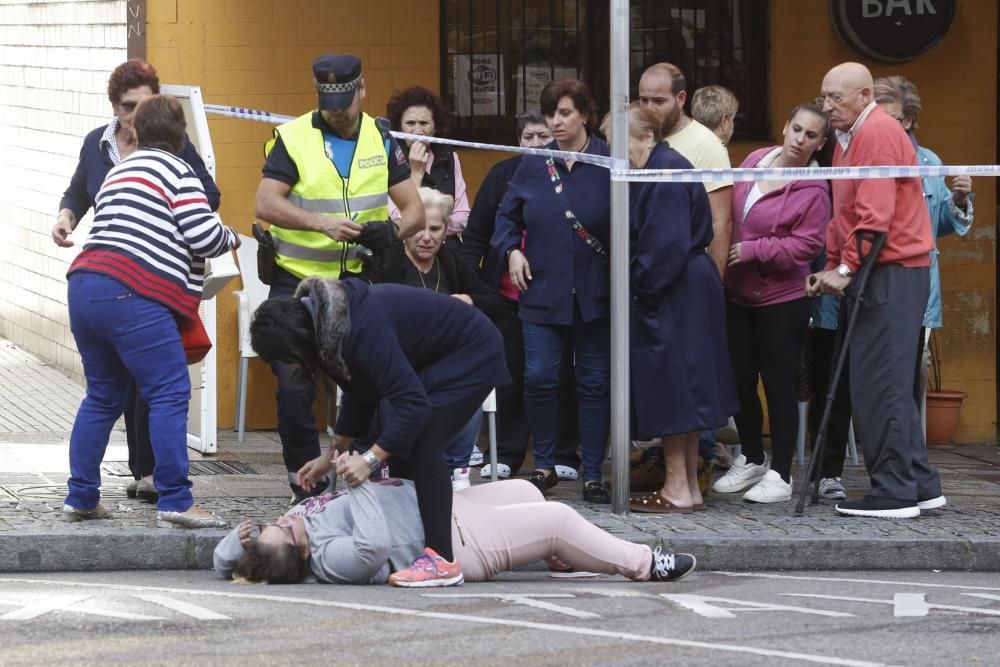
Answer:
[{"left": 713, "top": 103, "right": 832, "bottom": 504}]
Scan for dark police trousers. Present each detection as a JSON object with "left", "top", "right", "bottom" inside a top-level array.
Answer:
[
  {"left": 268, "top": 265, "right": 321, "bottom": 477},
  {"left": 844, "top": 264, "right": 941, "bottom": 502}
]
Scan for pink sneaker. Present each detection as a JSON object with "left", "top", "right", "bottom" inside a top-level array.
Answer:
[{"left": 388, "top": 548, "right": 464, "bottom": 588}]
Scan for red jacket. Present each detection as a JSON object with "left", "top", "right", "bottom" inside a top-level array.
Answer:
[{"left": 826, "top": 105, "right": 933, "bottom": 271}]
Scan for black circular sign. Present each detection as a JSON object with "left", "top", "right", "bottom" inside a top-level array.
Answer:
[{"left": 830, "top": 0, "right": 956, "bottom": 63}]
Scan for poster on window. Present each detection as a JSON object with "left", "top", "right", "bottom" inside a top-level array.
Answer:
[
  {"left": 515, "top": 66, "right": 578, "bottom": 112},
  {"left": 453, "top": 54, "right": 504, "bottom": 117}
]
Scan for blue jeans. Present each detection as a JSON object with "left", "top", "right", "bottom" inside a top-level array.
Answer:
[
  {"left": 444, "top": 408, "right": 483, "bottom": 469},
  {"left": 67, "top": 272, "right": 193, "bottom": 512},
  {"left": 522, "top": 310, "right": 610, "bottom": 482}
]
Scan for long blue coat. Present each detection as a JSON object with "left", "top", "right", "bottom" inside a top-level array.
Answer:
[{"left": 629, "top": 143, "right": 738, "bottom": 438}]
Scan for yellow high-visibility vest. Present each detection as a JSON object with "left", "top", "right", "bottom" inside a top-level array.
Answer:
[{"left": 264, "top": 112, "right": 390, "bottom": 278}]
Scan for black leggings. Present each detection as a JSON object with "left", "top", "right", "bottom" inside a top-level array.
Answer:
[
  {"left": 726, "top": 298, "right": 811, "bottom": 482},
  {"left": 388, "top": 387, "right": 492, "bottom": 562}
]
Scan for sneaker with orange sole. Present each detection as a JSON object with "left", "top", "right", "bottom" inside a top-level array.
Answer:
[{"left": 388, "top": 547, "right": 464, "bottom": 588}]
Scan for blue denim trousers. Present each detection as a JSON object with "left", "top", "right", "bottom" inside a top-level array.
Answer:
[
  {"left": 522, "top": 310, "right": 610, "bottom": 481},
  {"left": 67, "top": 272, "right": 193, "bottom": 512},
  {"left": 444, "top": 408, "right": 483, "bottom": 469}
]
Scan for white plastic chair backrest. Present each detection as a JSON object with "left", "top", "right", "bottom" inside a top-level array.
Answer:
[
  {"left": 482, "top": 389, "right": 496, "bottom": 413},
  {"left": 234, "top": 234, "right": 270, "bottom": 357}
]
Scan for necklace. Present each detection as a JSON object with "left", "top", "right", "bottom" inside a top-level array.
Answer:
[{"left": 416, "top": 257, "right": 441, "bottom": 293}]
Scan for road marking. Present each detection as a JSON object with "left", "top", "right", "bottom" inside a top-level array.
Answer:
[
  {"left": 561, "top": 587, "right": 657, "bottom": 598},
  {"left": 0, "top": 578, "right": 892, "bottom": 667},
  {"left": 421, "top": 593, "right": 600, "bottom": 619},
  {"left": 782, "top": 593, "right": 1000, "bottom": 618},
  {"left": 0, "top": 595, "right": 164, "bottom": 621},
  {"left": 661, "top": 594, "right": 856, "bottom": 619},
  {"left": 717, "top": 571, "right": 1000, "bottom": 592},
  {"left": 133, "top": 594, "right": 231, "bottom": 620}
]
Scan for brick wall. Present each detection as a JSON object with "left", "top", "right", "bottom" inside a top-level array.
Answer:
[{"left": 0, "top": 0, "right": 127, "bottom": 382}]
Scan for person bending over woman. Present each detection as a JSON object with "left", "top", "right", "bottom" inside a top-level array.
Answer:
[
  {"left": 603, "top": 104, "right": 737, "bottom": 514},
  {"left": 713, "top": 103, "right": 831, "bottom": 503},
  {"left": 250, "top": 277, "right": 510, "bottom": 587},
  {"left": 52, "top": 58, "right": 221, "bottom": 504},
  {"left": 214, "top": 474, "right": 696, "bottom": 586},
  {"left": 62, "top": 94, "right": 238, "bottom": 528}
]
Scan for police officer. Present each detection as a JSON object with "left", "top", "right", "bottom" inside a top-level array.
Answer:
[{"left": 255, "top": 53, "right": 424, "bottom": 502}]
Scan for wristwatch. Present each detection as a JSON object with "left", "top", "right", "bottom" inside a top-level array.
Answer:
[
  {"left": 836, "top": 264, "right": 854, "bottom": 278},
  {"left": 361, "top": 450, "right": 380, "bottom": 472}
]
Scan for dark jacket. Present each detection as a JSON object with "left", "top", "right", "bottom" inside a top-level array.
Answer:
[
  {"left": 459, "top": 155, "right": 522, "bottom": 289},
  {"left": 60, "top": 124, "right": 221, "bottom": 219},
  {"left": 629, "top": 143, "right": 737, "bottom": 437},
  {"left": 368, "top": 242, "right": 507, "bottom": 323},
  {"left": 296, "top": 278, "right": 510, "bottom": 456},
  {"left": 491, "top": 138, "right": 612, "bottom": 325}
]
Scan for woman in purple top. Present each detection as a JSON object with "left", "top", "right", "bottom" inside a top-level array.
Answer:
[{"left": 713, "top": 103, "right": 832, "bottom": 504}]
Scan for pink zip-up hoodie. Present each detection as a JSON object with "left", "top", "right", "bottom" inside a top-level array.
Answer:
[{"left": 724, "top": 146, "right": 832, "bottom": 308}]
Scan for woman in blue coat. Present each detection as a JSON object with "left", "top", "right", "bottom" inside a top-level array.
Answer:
[
  {"left": 613, "top": 105, "right": 738, "bottom": 513},
  {"left": 250, "top": 277, "right": 510, "bottom": 587},
  {"left": 492, "top": 79, "right": 612, "bottom": 503}
]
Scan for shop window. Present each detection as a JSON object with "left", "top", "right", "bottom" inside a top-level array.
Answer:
[{"left": 440, "top": 0, "right": 768, "bottom": 143}]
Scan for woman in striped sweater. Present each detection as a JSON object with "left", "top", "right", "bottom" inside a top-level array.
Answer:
[{"left": 63, "top": 94, "right": 239, "bottom": 529}]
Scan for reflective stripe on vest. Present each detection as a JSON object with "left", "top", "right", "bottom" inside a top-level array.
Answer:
[{"left": 264, "top": 112, "right": 390, "bottom": 278}]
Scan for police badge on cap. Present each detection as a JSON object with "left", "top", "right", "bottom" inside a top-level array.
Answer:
[{"left": 313, "top": 54, "right": 362, "bottom": 111}]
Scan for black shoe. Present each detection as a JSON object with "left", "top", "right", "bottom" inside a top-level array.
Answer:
[
  {"left": 835, "top": 495, "right": 920, "bottom": 518},
  {"left": 649, "top": 542, "right": 697, "bottom": 582},
  {"left": 582, "top": 480, "right": 611, "bottom": 504},
  {"left": 528, "top": 470, "right": 558, "bottom": 495}
]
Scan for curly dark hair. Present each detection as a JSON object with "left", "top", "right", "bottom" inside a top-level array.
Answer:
[
  {"left": 107, "top": 58, "right": 160, "bottom": 105},
  {"left": 235, "top": 540, "right": 312, "bottom": 584},
  {"left": 134, "top": 95, "right": 186, "bottom": 154},
  {"left": 385, "top": 86, "right": 453, "bottom": 135}
]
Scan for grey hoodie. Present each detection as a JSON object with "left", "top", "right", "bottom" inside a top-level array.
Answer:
[{"left": 213, "top": 479, "right": 425, "bottom": 584}]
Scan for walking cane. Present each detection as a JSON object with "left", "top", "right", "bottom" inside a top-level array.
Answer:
[{"left": 795, "top": 231, "right": 887, "bottom": 515}]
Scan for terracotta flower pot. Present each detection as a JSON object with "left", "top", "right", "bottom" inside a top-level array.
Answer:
[{"left": 925, "top": 390, "right": 966, "bottom": 446}]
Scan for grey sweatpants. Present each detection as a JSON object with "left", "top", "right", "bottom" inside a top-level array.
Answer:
[{"left": 844, "top": 264, "right": 941, "bottom": 502}]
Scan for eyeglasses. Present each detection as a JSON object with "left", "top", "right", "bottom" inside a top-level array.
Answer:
[
  {"left": 256, "top": 522, "right": 299, "bottom": 547},
  {"left": 815, "top": 88, "right": 862, "bottom": 107}
]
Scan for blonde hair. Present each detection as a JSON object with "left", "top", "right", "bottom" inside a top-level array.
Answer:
[
  {"left": 873, "top": 75, "right": 922, "bottom": 129},
  {"left": 691, "top": 85, "right": 738, "bottom": 131},
  {"left": 417, "top": 187, "right": 454, "bottom": 219},
  {"left": 599, "top": 102, "right": 664, "bottom": 143}
]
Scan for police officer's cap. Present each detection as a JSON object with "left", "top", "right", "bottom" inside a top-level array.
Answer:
[{"left": 313, "top": 54, "right": 362, "bottom": 111}]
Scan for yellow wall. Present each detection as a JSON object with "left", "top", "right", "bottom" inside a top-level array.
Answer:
[
  {"left": 148, "top": 0, "right": 998, "bottom": 442},
  {"left": 146, "top": 0, "right": 441, "bottom": 430}
]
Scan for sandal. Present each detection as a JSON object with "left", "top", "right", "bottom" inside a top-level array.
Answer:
[{"left": 629, "top": 492, "right": 694, "bottom": 514}]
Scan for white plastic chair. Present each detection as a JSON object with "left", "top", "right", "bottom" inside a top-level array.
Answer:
[
  {"left": 796, "top": 400, "right": 859, "bottom": 467},
  {"left": 482, "top": 389, "right": 498, "bottom": 481},
  {"left": 232, "top": 234, "right": 270, "bottom": 441}
]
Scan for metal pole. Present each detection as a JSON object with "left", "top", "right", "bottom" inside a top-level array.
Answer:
[{"left": 609, "top": 0, "right": 631, "bottom": 515}]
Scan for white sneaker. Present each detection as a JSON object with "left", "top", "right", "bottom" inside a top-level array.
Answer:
[
  {"left": 468, "top": 449, "right": 485, "bottom": 467},
  {"left": 917, "top": 495, "right": 947, "bottom": 510},
  {"left": 451, "top": 467, "right": 471, "bottom": 492},
  {"left": 818, "top": 477, "right": 847, "bottom": 500},
  {"left": 479, "top": 462, "right": 511, "bottom": 480},
  {"left": 554, "top": 464, "right": 579, "bottom": 481},
  {"left": 742, "top": 469, "right": 792, "bottom": 503},
  {"left": 712, "top": 453, "right": 769, "bottom": 493}
]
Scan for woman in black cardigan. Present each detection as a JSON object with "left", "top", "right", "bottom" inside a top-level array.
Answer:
[{"left": 369, "top": 187, "right": 507, "bottom": 489}]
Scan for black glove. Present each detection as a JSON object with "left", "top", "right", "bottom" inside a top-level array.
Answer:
[{"left": 355, "top": 220, "right": 398, "bottom": 254}]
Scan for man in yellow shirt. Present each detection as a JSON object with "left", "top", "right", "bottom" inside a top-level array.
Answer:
[{"left": 638, "top": 63, "right": 733, "bottom": 277}]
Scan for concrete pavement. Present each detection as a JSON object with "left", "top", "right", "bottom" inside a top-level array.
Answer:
[{"left": 1, "top": 338, "right": 998, "bottom": 573}]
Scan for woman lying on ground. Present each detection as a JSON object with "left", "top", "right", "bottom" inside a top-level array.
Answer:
[{"left": 213, "top": 468, "right": 696, "bottom": 586}]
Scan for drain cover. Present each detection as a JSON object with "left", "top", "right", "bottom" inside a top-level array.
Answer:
[{"left": 101, "top": 460, "right": 259, "bottom": 477}]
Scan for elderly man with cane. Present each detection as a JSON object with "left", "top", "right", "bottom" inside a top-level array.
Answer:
[{"left": 806, "top": 62, "right": 944, "bottom": 519}]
